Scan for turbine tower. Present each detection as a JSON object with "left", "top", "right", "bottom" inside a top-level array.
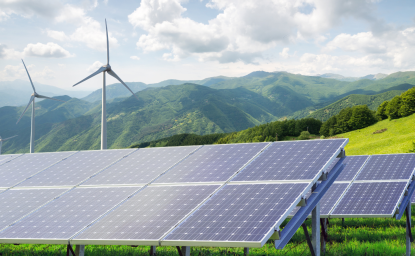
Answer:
[
  {"left": 0, "top": 135, "right": 18, "bottom": 155},
  {"left": 72, "top": 19, "right": 139, "bottom": 150},
  {"left": 16, "top": 60, "right": 65, "bottom": 153}
]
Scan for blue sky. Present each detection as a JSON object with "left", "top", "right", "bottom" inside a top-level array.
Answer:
[{"left": 1, "top": 0, "right": 415, "bottom": 91}]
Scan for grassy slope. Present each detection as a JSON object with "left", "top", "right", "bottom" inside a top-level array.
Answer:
[{"left": 340, "top": 113, "right": 415, "bottom": 155}]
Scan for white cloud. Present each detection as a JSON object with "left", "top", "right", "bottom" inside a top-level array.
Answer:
[
  {"left": 56, "top": 4, "right": 118, "bottom": 51},
  {"left": 23, "top": 42, "right": 74, "bottom": 58},
  {"left": 46, "top": 30, "right": 70, "bottom": 41},
  {"left": 279, "top": 48, "right": 290, "bottom": 59},
  {"left": 87, "top": 61, "right": 104, "bottom": 72},
  {"left": 130, "top": 56, "right": 140, "bottom": 60},
  {"left": 128, "top": 0, "right": 379, "bottom": 63},
  {"left": 0, "top": 0, "right": 63, "bottom": 21},
  {"left": 0, "top": 44, "right": 23, "bottom": 59},
  {"left": 0, "top": 64, "right": 54, "bottom": 81}
]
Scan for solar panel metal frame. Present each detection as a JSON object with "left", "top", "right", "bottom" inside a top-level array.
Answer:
[
  {"left": 0, "top": 186, "right": 143, "bottom": 245},
  {"left": 0, "top": 154, "right": 23, "bottom": 166}
]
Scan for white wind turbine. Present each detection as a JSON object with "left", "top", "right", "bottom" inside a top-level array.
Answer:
[
  {"left": 16, "top": 60, "right": 65, "bottom": 153},
  {"left": 0, "top": 135, "right": 18, "bottom": 155},
  {"left": 72, "top": 19, "right": 139, "bottom": 150}
]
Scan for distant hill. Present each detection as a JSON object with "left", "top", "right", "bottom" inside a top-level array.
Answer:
[
  {"left": 81, "top": 82, "right": 148, "bottom": 102},
  {"left": 0, "top": 80, "right": 91, "bottom": 107},
  {"left": 317, "top": 73, "right": 387, "bottom": 82}
]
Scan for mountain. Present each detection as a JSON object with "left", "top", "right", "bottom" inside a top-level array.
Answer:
[
  {"left": 0, "top": 84, "right": 286, "bottom": 153},
  {"left": 317, "top": 73, "right": 388, "bottom": 82},
  {"left": 0, "top": 80, "right": 92, "bottom": 107},
  {"left": 81, "top": 82, "right": 148, "bottom": 102}
]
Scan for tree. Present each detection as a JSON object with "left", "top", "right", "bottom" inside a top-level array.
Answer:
[
  {"left": 376, "top": 101, "right": 389, "bottom": 120},
  {"left": 399, "top": 87, "right": 415, "bottom": 117},
  {"left": 335, "top": 107, "right": 353, "bottom": 134},
  {"left": 385, "top": 96, "right": 402, "bottom": 120},
  {"left": 319, "top": 116, "right": 337, "bottom": 137},
  {"left": 298, "top": 131, "right": 311, "bottom": 140},
  {"left": 348, "top": 105, "right": 377, "bottom": 130}
]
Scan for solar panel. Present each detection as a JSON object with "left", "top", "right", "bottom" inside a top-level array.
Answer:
[
  {"left": 232, "top": 139, "right": 347, "bottom": 182},
  {"left": 327, "top": 156, "right": 369, "bottom": 181},
  {"left": 0, "top": 187, "right": 139, "bottom": 242},
  {"left": 82, "top": 146, "right": 200, "bottom": 186},
  {"left": 330, "top": 182, "right": 407, "bottom": 218},
  {"left": 0, "top": 188, "right": 67, "bottom": 231},
  {"left": 0, "top": 154, "right": 22, "bottom": 166},
  {"left": 72, "top": 185, "right": 219, "bottom": 245},
  {"left": 154, "top": 143, "right": 269, "bottom": 184},
  {"left": 162, "top": 183, "right": 308, "bottom": 247},
  {"left": 16, "top": 149, "right": 136, "bottom": 188},
  {"left": 289, "top": 183, "right": 349, "bottom": 218},
  {"left": 355, "top": 154, "right": 415, "bottom": 181},
  {"left": 0, "top": 152, "right": 75, "bottom": 188}
]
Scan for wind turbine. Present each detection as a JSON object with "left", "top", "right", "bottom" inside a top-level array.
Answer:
[
  {"left": 0, "top": 135, "right": 18, "bottom": 155},
  {"left": 72, "top": 19, "right": 139, "bottom": 150},
  {"left": 16, "top": 60, "right": 65, "bottom": 153}
]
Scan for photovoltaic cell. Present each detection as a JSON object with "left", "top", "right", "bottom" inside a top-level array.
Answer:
[
  {"left": 154, "top": 143, "right": 269, "bottom": 183},
  {"left": 0, "top": 188, "right": 67, "bottom": 231},
  {"left": 0, "top": 187, "right": 138, "bottom": 240},
  {"left": 0, "top": 154, "right": 22, "bottom": 166},
  {"left": 16, "top": 149, "right": 135, "bottom": 187},
  {"left": 232, "top": 139, "right": 347, "bottom": 181},
  {"left": 327, "top": 156, "right": 369, "bottom": 181},
  {"left": 355, "top": 154, "right": 415, "bottom": 181},
  {"left": 82, "top": 146, "right": 200, "bottom": 186},
  {"left": 289, "top": 183, "right": 349, "bottom": 217},
  {"left": 331, "top": 182, "right": 407, "bottom": 217},
  {"left": 164, "top": 183, "right": 308, "bottom": 243},
  {"left": 0, "top": 152, "right": 74, "bottom": 188},
  {"left": 73, "top": 185, "right": 219, "bottom": 242}
]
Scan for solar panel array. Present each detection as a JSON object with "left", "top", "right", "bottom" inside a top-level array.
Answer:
[
  {"left": 290, "top": 154, "right": 415, "bottom": 218},
  {"left": 0, "top": 139, "right": 348, "bottom": 248}
]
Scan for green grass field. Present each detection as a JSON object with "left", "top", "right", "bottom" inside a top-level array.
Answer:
[{"left": 340, "top": 113, "right": 415, "bottom": 156}]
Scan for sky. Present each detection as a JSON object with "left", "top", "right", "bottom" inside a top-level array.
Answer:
[{"left": 1, "top": 0, "right": 415, "bottom": 91}]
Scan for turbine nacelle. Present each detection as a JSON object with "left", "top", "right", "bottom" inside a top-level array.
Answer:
[{"left": 103, "top": 64, "right": 111, "bottom": 71}]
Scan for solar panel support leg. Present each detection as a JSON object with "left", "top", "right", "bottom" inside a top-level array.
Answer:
[
  {"left": 406, "top": 203, "right": 412, "bottom": 256},
  {"left": 302, "top": 223, "right": 315, "bottom": 256},
  {"left": 312, "top": 202, "right": 320, "bottom": 256},
  {"left": 149, "top": 246, "right": 157, "bottom": 256},
  {"left": 320, "top": 218, "right": 327, "bottom": 254},
  {"left": 66, "top": 244, "right": 76, "bottom": 256},
  {"left": 182, "top": 246, "right": 190, "bottom": 256},
  {"left": 75, "top": 245, "right": 85, "bottom": 256},
  {"left": 342, "top": 218, "right": 344, "bottom": 227},
  {"left": 244, "top": 247, "right": 249, "bottom": 256},
  {"left": 176, "top": 246, "right": 183, "bottom": 256}
]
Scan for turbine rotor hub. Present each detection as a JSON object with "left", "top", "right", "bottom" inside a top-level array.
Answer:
[{"left": 103, "top": 64, "right": 111, "bottom": 71}]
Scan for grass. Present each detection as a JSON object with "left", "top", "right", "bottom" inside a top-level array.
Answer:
[
  {"left": 339, "top": 113, "right": 415, "bottom": 155},
  {"left": 1, "top": 212, "right": 414, "bottom": 256}
]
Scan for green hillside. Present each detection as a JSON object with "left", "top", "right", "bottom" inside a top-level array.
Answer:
[
  {"left": 339, "top": 113, "right": 415, "bottom": 155},
  {"left": 82, "top": 82, "right": 148, "bottom": 102}
]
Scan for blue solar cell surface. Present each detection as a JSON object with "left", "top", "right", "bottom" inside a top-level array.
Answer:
[
  {"left": 331, "top": 182, "right": 407, "bottom": 216},
  {"left": 83, "top": 146, "right": 199, "bottom": 186},
  {"left": 0, "top": 187, "right": 139, "bottom": 239},
  {"left": 355, "top": 154, "right": 415, "bottom": 181},
  {"left": 16, "top": 149, "right": 135, "bottom": 187},
  {"left": 232, "top": 139, "right": 347, "bottom": 181},
  {"left": 0, "top": 152, "right": 74, "bottom": 188},
  {"left": 164, "top": 183, "right": 308, "bottom": 242},
  {"left": 154, "top": 143, "right": 269, "bottom": 183},
  {"left": 74, "top": 185, "right": 219, "bottom": 241},
  {"left": 0, "top": 188, "right": 67, "bottom": 231},
  {"left": 327, "top": 156, "right": 369, "bottom": 181},
  {"left": 290, "top": 183, "right": 349, "bottom": 217},
  {"left": 0, "top": 154, "right": 21, "bottom": 166}
]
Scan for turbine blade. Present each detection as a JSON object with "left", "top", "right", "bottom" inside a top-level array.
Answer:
[
  {"left": 3, "top": 135, "right": 18, "bottom": 141},
  {"left": 21, "top": 59, "right": 36, "bottom": 93},
  {"left": 105, "top": 19, "right": 109, "bottom": 65},
  {"left": 107, "top": 69, "right": 139, "bottom": 101},
  {"left": 72, "top": 66, "right": 106, "bottom": 87},
  {"left": 36, "top": 94, "right": 66, "bottom": 102},
  {"left": 16, "top": 95, "right": 34, "bottom": 124}
]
